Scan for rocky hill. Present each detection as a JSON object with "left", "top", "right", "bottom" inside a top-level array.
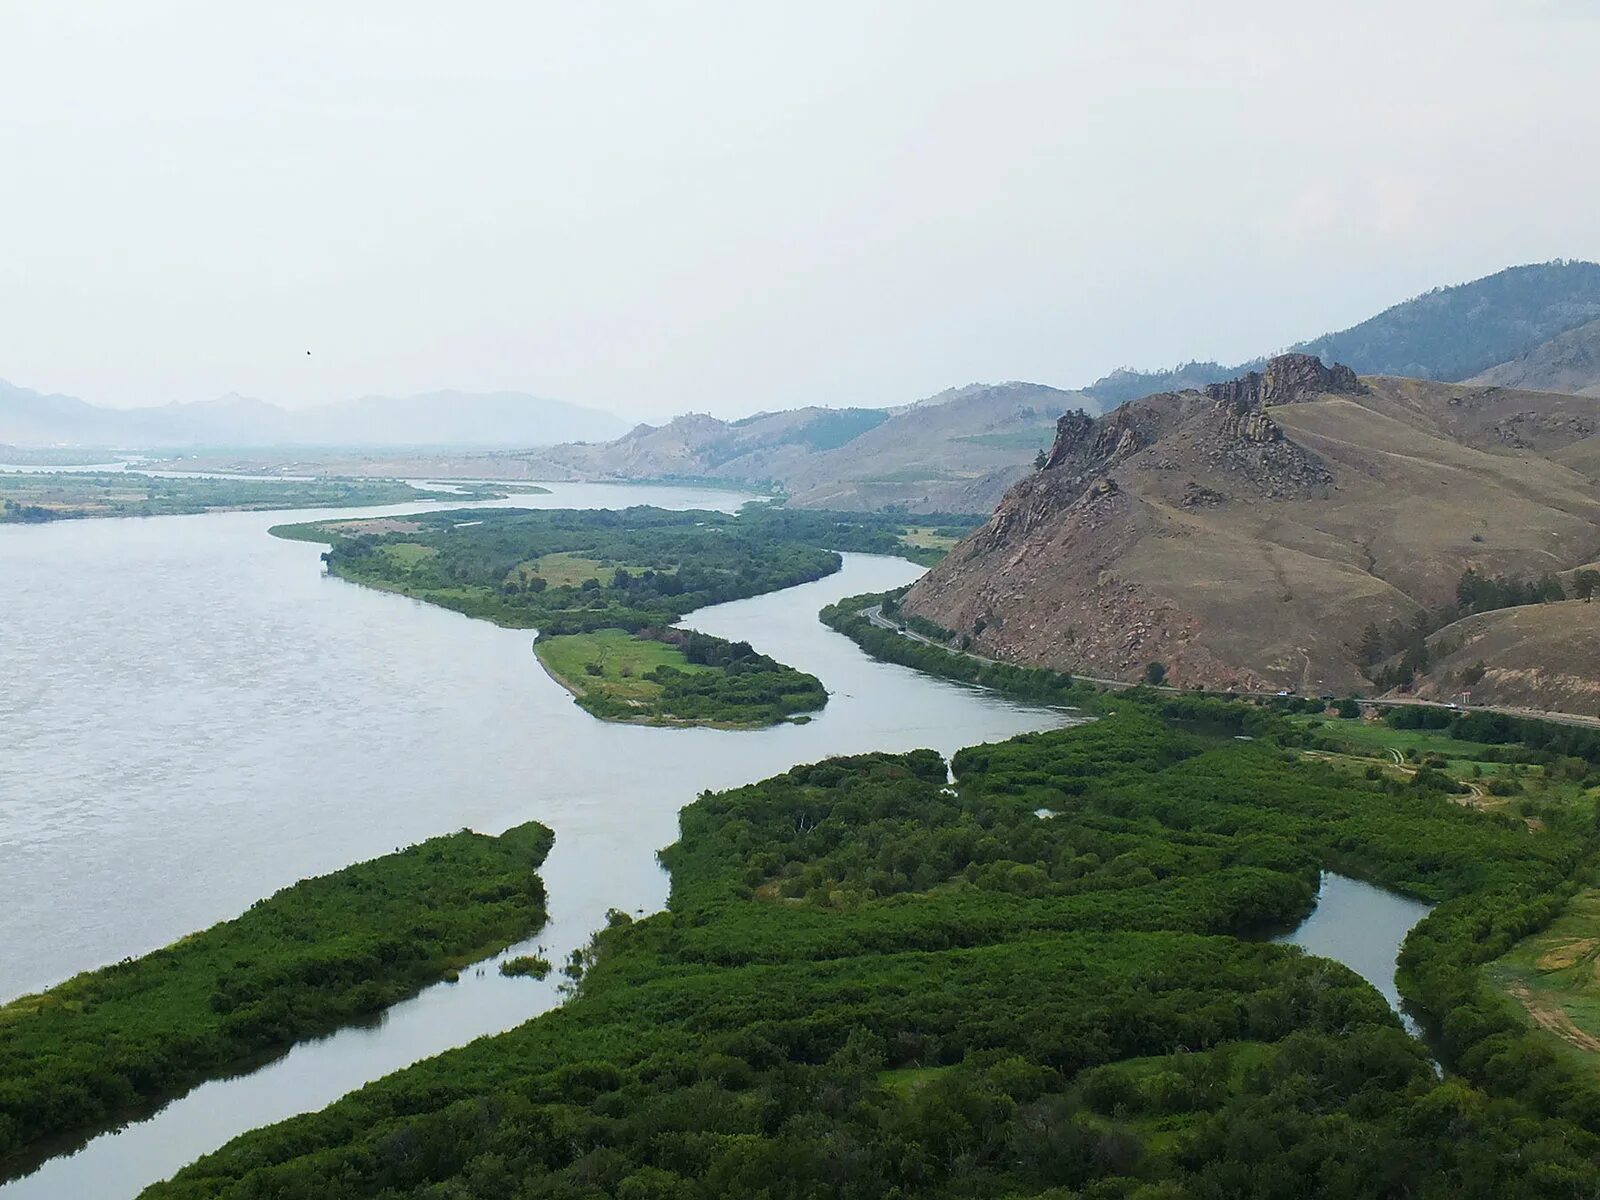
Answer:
[
  {"left": 530, "top": 382, "right": 1078, "bottom": 512},
  {"left": 1468, "top": 317, "right": 1600, "bottom": 397},
  {"left": 1084, "top": 260, "right": 1600, "bottom": 401},
  {"left": 903, "top": 354, "right": 1600, "bottom": 705}
]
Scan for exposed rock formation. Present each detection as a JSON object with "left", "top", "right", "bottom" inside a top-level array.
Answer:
[
  {"left": 904, "top": 358, "right": 1600, "bottom": 701},
  {"left": 1204, "top": 353, "right": 1362, "bottom": 409}
]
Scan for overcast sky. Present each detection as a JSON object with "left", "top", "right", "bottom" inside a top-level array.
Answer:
[{"left": 2, "top": 1, "right": 1597, "bottom": 421}]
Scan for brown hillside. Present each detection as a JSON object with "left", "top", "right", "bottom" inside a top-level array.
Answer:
[
  {"left": 1469, "top": 317, "right": 1600, "bottom": 398},
  {"left": 1407, "top": 601, "right": 1600, "bottom": 715},
  {"left": 526, "top": 383, "right": 1079, "bottom": 513},
  {"left": 904, "top": 355, "right": 1600, "bottom": 698}
]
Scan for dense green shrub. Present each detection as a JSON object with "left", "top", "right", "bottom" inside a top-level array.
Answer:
[{"left": 0, "top": 823, "right": 553, "bottom": 1168}]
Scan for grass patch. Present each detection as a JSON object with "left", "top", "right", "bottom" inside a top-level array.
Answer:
[
  {"left": 535, "top": 627, "right": 825, "bottom": 728},
  {"left": 536, "top": 629, "right": 710, "bottom": 706},
  {"left": 1489, "top": 889, "right": 1600, "bottom": 1069},
  {"left": 376, "top": 542, "right": 438, "bottom": 568},
  {"left": 898, "top": 526, "right": 962, "bottom": 553},
  {"left": 953, "top": 426, "right": 1059, "bottom": 451}
]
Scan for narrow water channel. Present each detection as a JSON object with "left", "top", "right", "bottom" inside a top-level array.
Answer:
[{"left": 1274, "top": 872, "right": 1434, "bottom": 1035}]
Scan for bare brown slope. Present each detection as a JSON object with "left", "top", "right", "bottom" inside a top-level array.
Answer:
[
  {"left": 905, "top": 356, "right": 1600, "bottom": 696},
  {"left": 1408, "top": 601, "right": 1600, "bottom": 715},
  {"left": 1469, "top": 317, "right": 1600, "bottom": 398},
  {"left": 527, "top": 383, "right": 1080, "bottom": 512}
]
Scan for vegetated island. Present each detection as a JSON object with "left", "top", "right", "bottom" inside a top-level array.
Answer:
[
  {"left": 0, "top": 471, "right": 546, "bottom": 523},
  {"left": 272, "top": 505, "right": 979, "bottom": 728},
  {"left": 147, "top": 698, "right": 1600, "bottom": 1198},
  {"left": 0, "top": 822, "right": 553, "bottom": 1176}
]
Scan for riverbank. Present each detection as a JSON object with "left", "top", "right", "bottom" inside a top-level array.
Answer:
[
  {"left": 0, "top": 822, "right": 553, "bottom": 1177},
  {"left": 271, "top": 507, "right": 963, "bottom": 729},
  {"left": 0, "top": 471, "right": 544, "bottom": 522},
  {"left": 146, "top": 705, "right": 1600, "bottom": 1197}
]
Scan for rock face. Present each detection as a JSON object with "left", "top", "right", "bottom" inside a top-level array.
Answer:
[
  {"left": 1203, "top": 353, "right": 1362, "bottom": 409},
  {"left": 903, "top": 358, "right": 1600, "bottom": 699}
]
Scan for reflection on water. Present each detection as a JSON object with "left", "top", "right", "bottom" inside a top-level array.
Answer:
[
  {"left": 0, "top": 482, "right": 1068, "bottom": 1197},
  {"left": 1274, "top": 872, "right": 1434, "bottom": 1034}
]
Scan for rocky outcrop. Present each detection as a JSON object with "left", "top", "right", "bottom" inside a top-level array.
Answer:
[{"left": 1204, "top": 353, "right": 1362, "bottom": 410}]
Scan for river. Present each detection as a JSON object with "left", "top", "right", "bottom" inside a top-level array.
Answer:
[
  {"left": 1276, "top": 872, "right": 1434, "bottom": 1035},
  {"left": 0, "top": 482, "right": 1069, "bottom": 1197}
]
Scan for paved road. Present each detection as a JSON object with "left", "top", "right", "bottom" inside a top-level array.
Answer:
[{"left": 859, "top": 605, "right": 1600, "bottom": 731}]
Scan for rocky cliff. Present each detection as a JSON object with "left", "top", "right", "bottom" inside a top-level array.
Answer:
[{"left": 903, "top": 356, "right": 1600, "bottom": 699}]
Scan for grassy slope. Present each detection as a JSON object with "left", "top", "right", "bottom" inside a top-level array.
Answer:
[
  {"left": 1409, "top": 600, "right": 1600, "bottom": 715},
  {"left": 0, "top": 822, "right": 553, "bottom": 1169},
  {"left": 1489, "top": 890, "right": 1600, "bottom": 1071}
]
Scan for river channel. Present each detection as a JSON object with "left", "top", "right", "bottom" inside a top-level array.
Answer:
[{"left": 0, "top": 482, "right": 1067, "bottom": 1196}]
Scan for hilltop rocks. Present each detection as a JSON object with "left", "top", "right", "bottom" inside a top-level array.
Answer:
[{"left": 1205, "top": 353, "right": 1363, "bottom": 409}]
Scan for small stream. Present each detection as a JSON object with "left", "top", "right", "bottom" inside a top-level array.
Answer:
[{"left": 1274, "top": 872, "right": 1434, "bottom": 1035}]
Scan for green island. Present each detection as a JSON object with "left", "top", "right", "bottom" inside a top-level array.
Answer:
[
  {"left": 0, "top": 470, "right": 546, "bottom": 522},
  {"left": 0, "top": 821, "right": 553, "bottom": 1173},
  {"left": 272, "top": 506, "right": 979, "bottom": 728},
  {"left": 144, "top": 699, "right": 1600, "bottom": 1198}
]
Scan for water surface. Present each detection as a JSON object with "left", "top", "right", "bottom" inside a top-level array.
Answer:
[
  {"left": 1275, "top": 872, "right": 1433, "bottom": 1033},
  {"left": 0, "top": 483, "right": 1066, "bottom": 1196}
]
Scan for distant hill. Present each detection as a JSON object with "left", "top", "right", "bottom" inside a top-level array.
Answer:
[
  {"left": 904, "top": 354, "right": 1600, "bottom": 710},
  {"left": 530, "top": 382, "right": 1081, "bottom": 513},
  {"left": 1082, "top": 260, "right": 1600, "bottom": 403},
  {"left": 1468, "top": 317, "right": 1600, "bottom": 397},
  {"left": 0, "top": 382, "right": 628, "bottom": 449}
]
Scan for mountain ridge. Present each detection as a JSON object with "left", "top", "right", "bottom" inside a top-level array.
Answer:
[
  {"left": 0, "top": 381, "right": 629, "bottom": 449},
  {"left": 903, "top": 354, "right": 1600, "bottom": 709}
]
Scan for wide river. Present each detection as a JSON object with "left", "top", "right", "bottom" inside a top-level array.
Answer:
[{"left": 0, "top": 482, "right": 1070, "bottom": 1196}]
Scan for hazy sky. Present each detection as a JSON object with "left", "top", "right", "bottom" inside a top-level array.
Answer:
[{"left": 3, "top": 2, "right": 1598, "bottom": 421}]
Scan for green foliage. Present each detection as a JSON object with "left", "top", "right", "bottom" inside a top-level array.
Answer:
[
  {"left": 500, "top": 955, "right": 553, "bottom": 980},
  {"left": 0, "top": 823, "right": 553, "bottom": 1168},
  {"left": 1295, "top": 259, "right": 1600, "bottom": 381},
  {"left": 145, "top": 712, "right": 1600, "bottom": 1198},
  {"left": 547, "top": 627, "right": 827, "bottom": 727},
  {"left": 820, "top": 590, "right": 1103, "bottom": 709},
  {"left": 1388, "top": 705, "right": 1600, "bottom": 766}
]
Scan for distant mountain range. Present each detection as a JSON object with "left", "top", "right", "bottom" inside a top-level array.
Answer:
[
  {"left": 0, "top": 384, "right": 630, "bottom": 449},
  {"left": 11, "top": 260, "right": 1600, "bottom": 517},
  {"left": 519, "top": 381, "right": 1079, "bottom": 513},
  {"left": 515, "top": 260, "right": 1600, "bottom": 512},
  {"left": 1084, "top": 259, "right": 1600, "bottom": 402}
]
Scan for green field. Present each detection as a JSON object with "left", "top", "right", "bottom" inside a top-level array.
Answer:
[
  {"left": 1488, "top": 889, "right": 1600, "bottom": 1070},
  {"left": 0, "top": 823, "right": 554, "bottom": 1171},
  {"left": 536, "top": 629, "right": 712, "bottom": 706},
  {"left": 898, "top": 526, "right": 962, "bottom": 553},
  {"left": 536, "top": 627, "right": 824, "bottom": 727},
  {"left": 375, "top": 542, "right": 438, "bottom": 568}
]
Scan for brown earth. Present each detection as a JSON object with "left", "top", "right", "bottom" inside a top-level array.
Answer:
[{"left": 904, "top": 355, "right": 1600, "bottom": 700}]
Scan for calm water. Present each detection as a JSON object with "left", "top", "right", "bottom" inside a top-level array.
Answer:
[
  {"left": 1276, "top": 872, "right": 1434, "bottom": 1033},
  {"left": 0, "top": 483, "right": 1068, "bottom": 1197}
]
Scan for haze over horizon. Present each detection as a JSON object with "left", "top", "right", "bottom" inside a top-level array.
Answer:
[{"left": 3, "top": 2, "right": 1598, "bottom": 424}]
